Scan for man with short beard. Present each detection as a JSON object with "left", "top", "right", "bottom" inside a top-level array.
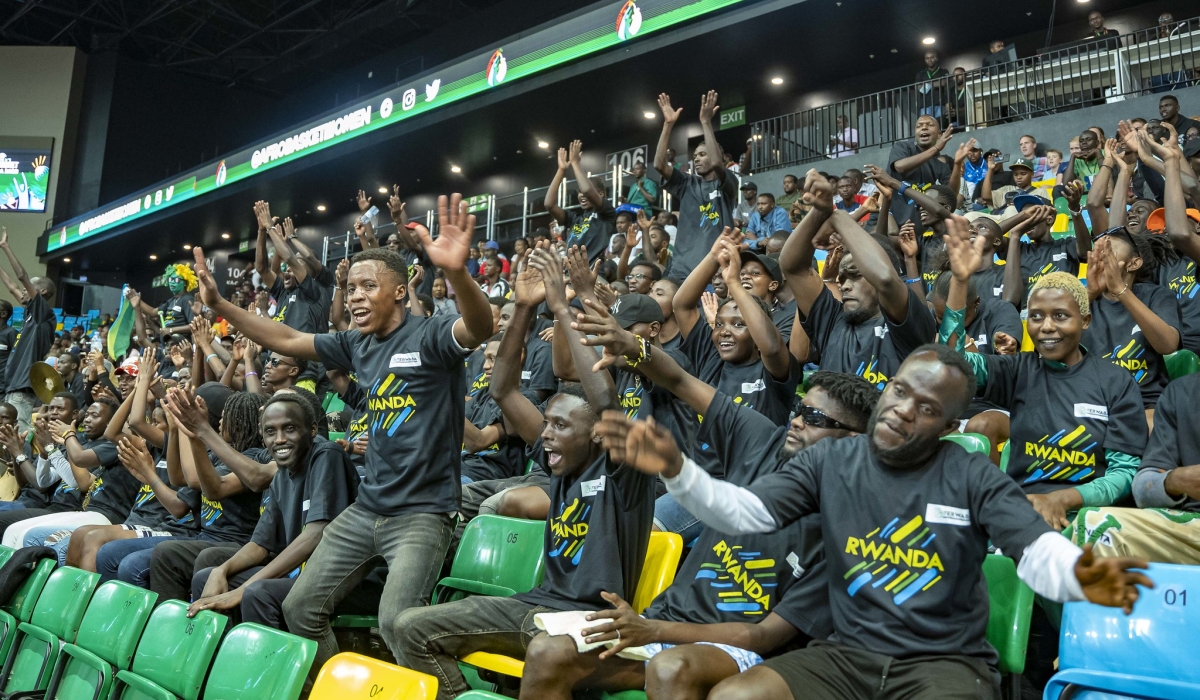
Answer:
[
  {"left": 781, "top": 172, "right": 936, "bottom": 390},
  {"left": 615, "top": 345, "right": 1154, "bottom": 700},
  {"left": 885, "top": 115, "right": 953, "bottom": 229}
]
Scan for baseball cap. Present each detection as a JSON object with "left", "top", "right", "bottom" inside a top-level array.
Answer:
[
  {"left": 610, "top": 294, "right": 665, "bottom": 329},
  {"left": 1013, "top": 194, "right": 1052, "bottom": 212},
  {"left": 615, "top": 203, "right": 641, "bottom": 219},
  {"left": 740, "top": 181, "right": 758, "bottom": 191},
  {"left": 114, "top": 356, "right": 139, "bottom": 377},
  {"left": 1144, "top": 207, "right": 1200, "bottom": 233},
  {"left": 483, "top": 240, "right": 500, "bottom": 250},
  {"left": 964, "top": 211, "right": 1001, "bottom": 223},
  {"left": 739, "top": 251, "right": 782, "bottom": 281},
  {"left": 1009, "top": 158, "right": 1035, "bottom": 172}
]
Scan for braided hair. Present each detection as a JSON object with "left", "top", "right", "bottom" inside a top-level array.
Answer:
[
  {"left": 222, "top": 392, "right": 266, "bottom": 452},
  {"left": 1129, "top": 231, "right": 1178, "bottom": 282}
]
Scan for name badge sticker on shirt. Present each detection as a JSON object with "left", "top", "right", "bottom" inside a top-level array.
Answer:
[
  {"left": 390, "top": 352, "right": 422, "bottom": 368},
  {"left": 786, "top": 551, "right": 805, "bottom": 578},
  {"left": 1052, "top": 253, "right": 1067, "bottom": 262},
  {"left": 302, "top": 499, "right": 310, "bottom": 512},
  {"left": 708, "top": 189, "right": 721, "bottom": 200},
  {"left": 1074, "top": 403, "right": 1109, "bottom": 421},
  {"left": 741, "top": 379, "right": 767, "bottom": 393},
  {"left": 925, "top": 503, "right": 971, "bottom": 526},
  {"left": 874, "top": 325, "right": 889, "bottom": 339},
  {"left": 521, "top": 371, "right": 532, "bottom": 381},
  {"left": 581, "top": 475, "right": 606, "bottom": 497}
]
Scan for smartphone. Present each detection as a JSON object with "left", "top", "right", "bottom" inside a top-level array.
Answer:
[
  {"left": 994, "top": 153, "right": 1010, "bottom": 163},
  {"left": 358, "top": 205, "right": 379, "bottom": 225}
]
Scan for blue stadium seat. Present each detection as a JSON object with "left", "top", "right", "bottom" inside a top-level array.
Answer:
[{"left": 1044, "top": 563, "right": 1200, "bottom": 699}]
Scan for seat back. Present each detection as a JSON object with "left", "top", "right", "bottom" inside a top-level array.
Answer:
[
  {"left": 1166, "top": 349, "right": 1200, "bottom": 380},
  {"left": 450, "top": 515, "right": 546, "bottom": 594},
  {"left": 201, "top": 623, "right": 315, "bottom": 700},
  {"left": 30, "top": 567, "right": 99, "bottom": 642},
  {"left": 982, "top": 554, "right": 1034, "bottom": 674},
  {"left": 309, "top": 653, "right": 437, "bottom": 700},
  {"left": 75, "top": 581, "right": 159, "bottom": 669},
  {"left": 0, "top": 546, "right": 15, "bottom": 570},
  {"left": 4, "top": 558, "right": 57, "bottom": 622},
  {"left": 127, "top": 600, "right": 227, "bottom": 700},
  {"left": 1059, "top": 563, "right": 1199, "bottom": 684},
  {"left": 632, "top": 532, "right": 683, "bottom": 613},
  {"left": 940, "top": 432, "right": 991, "bottom": 456}
]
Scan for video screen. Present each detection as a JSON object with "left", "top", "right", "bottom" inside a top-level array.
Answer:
[{"left": 0, "top": 145, "right": 53, "bottom": 212}]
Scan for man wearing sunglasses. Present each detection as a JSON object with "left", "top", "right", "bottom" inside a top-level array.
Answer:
[
  {"left": 522, "top": 296, "right": 876, "bottom": 700},
  {"left": 260, "top": 352, "right": 307, "bottom": 396}
]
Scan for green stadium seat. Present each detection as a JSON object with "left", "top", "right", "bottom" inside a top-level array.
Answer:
[
  {"left": 111, "top": 600, "right": 227, "bottom": 700},
  {"left": 0, "top": 566, "right": 98, "bottom": 695},
  {"left": 0, "top": 545, "right": 15, "bottom": 569},
  {"left": 201, "top": 623, "right": 316, "bottom": 700},
  {"left": 43, "top": 581, "right": 158, "bottom": 700},
  {"left": 456, "top": 692, "right": 510, "bottom": 700},
  {"left": 941, "top": 432, "right": 991, "bottom": 456},
  {"left": 0, "top": 557, "right": 56, "bottom": 665},
  {"left": 432, "top": 515, "right": 547, "bottom": 604},
  {"left": 1166, "top": 350, "right": 1200, "bottom": 380},
  {"left": 983, "top": 553, "right": 1035, "bottom": 700},
  {"left": 309, "top": 653, "right": 437, "bottom": 700},
  {"left": 999, "top": 441, "right": 1010, "bottom": 472}
]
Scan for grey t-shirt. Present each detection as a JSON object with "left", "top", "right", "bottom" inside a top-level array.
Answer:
[
  {"left": 5, "top": 294, "right": 55, "bottom": 393},
  {"left": 747, "top": 435, "right": 1050, "bottom": 663},
  {"left": 251, "top": 439, "right": 359, "bottom": 554},
  {"left": 662, "top": 167, "right": 738, "bottom": 282},
  {"left": 315, "top": 313, "right": 471, "bottom": 516},
  {"left": 563, "top": 204, "right": 618, "bottom": 267}
]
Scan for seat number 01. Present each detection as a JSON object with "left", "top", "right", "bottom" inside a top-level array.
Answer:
[{"left": 1164, "top": 588, "right": 1187, "bottom": 606}]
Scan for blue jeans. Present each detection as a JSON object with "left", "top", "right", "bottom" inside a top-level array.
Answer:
[
  {"left": 22, "top": 525, "right": 72, "bottom": 566},
  {"left": 654, "top": 493, "right": 704, "bottom": 545},
  {"left": 96, "top": 536, "right": 176, "bottom": 585}
]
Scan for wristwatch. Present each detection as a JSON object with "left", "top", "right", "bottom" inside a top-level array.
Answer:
[{"left": 13, "top": 455, "right": 27, "bottom": 466}]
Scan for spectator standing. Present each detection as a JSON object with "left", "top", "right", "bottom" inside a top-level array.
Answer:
[
  {"left": 625, "top": 161, "right": 658, "bottom": 210},
  {"left": 886, "top": 116, "right": 954, "bottom": 228},
  {"left": 655, "top": 91, "right": 738, "bottom": 282},
  {"left": 829, "top": 115, "right": 858, "bottom": 157},
  {"left": 981, "top": 39, "right": 1010, "bottom": 75},
  {"left": 1159, "top": 95, "right": 1200, "bottom": 146},
  {"left": 1087, "top": 11, "right": 1120, "bottom": 42},
  {"left": 915, "top": 50, "right": 949, "bottom": 123},
  {"left": 0, "top": 231, "right": 57, "bottom": 433}
]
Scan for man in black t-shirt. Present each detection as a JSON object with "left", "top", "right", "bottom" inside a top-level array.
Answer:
[
  {"left": 394, "top": 257, "right": 655, "bottom": 699},
  {"left": 609, "top": 346, "right": 1152, "bottom": 700},
  {"left": 497, "top": 301, "right": 556, "bottom": 402},
  {"left": 999, "top": 201, "right": 1089, "bottom": 294},
  {"left": 545, "top": 141, "right": 617, "bottom": 267},
  {"left": 0, "top": 300, "right": 17, "bottom": 396},
  {"left": 191, "top": 194, "right": 493, "bottom": 673},
  {"left": 188, "top": 394, "right": 358, "bottom": 628},
  {"left": 781, "top": 174, "right": 936, "bottom": 390},
  {"left": 885, "top": 116, "right": 953, "bottom": 229},
  {"left": 654, "top": 91, "right": 739, "bottom": 282},
  {"left": 0, "top": 231, "right": 57, "bottom": 433}
]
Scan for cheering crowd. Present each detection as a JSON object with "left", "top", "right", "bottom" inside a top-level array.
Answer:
[{"left": 0, "top": 85, "right": 1196, "bottom": 700}]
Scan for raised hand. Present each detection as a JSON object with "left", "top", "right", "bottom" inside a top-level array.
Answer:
[
  {"left": 935, "top": 125, "right": 954, "bottom": 151},
  {"left": 191, "top": 248, "right": 222, "bottom": 309},
  {"left": 573, "top": 298, "right": 638, "bottom": 372},
  {"left": 137, "top": 350, "right": 159, "bottom": 380},
  {"left": 595, "top": 412, "right": 682, "bottom": 476},
  {"left": 557, "top": 147, "right": 570, "bottom": 172},
  {"left": 862, "top": 191, "right": 882, "bottom": 214},
  {"left": 992, "top": 331, "right": 1019, "bottom": 355},
  {"left": 47, "top": 419, "right": 76, "bottom": 446},
  {"left": 701, "top": 291, "right": 720, "bottom": 328},
  {"left": 717, "top": 238, "right": 742, "bottom": 290},
  {"left": 417, "top": 194, "right": 475, "bottom": 272},
  {"left": 657, "top": 93, "right": 682, "bottom": 124},
  {"left": 335, "top": 258, "right": 350, "bottom": 288},
  {"left": 636, "top": 208, "right": 653, "bottom": 236},
  {"left": 190, "top": 317, "right": 213, "bottom": 348},
  {"left": 568, "top": 140, "right": 583, "bottom": 166},
  {"left": 282, "top": 217, "right": 296, "bottom": 238},
  {"left": 564, "top": 246, "right": 597, "bottom": 296},
  {"left": 1063, "top": 180, "right": 1085, "bottom": 211},
  {"left": 943, "top": 214, "right": 985, "bottom": 280},
  {"left": 387, "top": 185, "right": 406, "bottom": 224},
  {"left": 802, "top": 169, "right": 835, "bottom": 212},
  {"left": 231, "top": 338, "right": 246, "bottom": 363},
  {"left": 164, "top": 386, "right": 209, "bottom": 436},
  {"left": 117, "top": 435, "right": 156, "bottom": 484},
  {"left": 954, "top": 138, "right": 978, "bottom": 164},
  {"left": 356, "top": 190, "right": 371, "bottom": 213},
  {"left": 1100, "top": 237, "right": 1129, "bottom": 297},
  {"left": 529, "top": 247, "right": 567, "bottom": 313},
  {"left": 898, "top": 222, "right": 919, "bottom": 259},
  {"left": 253, "top": 201, "right": 273, "bottom": 232},
  {"left": 698, "top": 90, "right": 719, "bottom": 124},
  {"left": 512, "top": 261, "right": 546, "bottom": 308},
  {"left": 1074, "top": 544, "right": 1153, "bottom": 615},
  {"left": 863, "top": 164, "right": 901, "bottom": 191},
  {"left": 821, "top": 246, "right": 844, "bottom": 284},
  {"left": 594, "top": 277, "right": 617, "bottom": 311}
]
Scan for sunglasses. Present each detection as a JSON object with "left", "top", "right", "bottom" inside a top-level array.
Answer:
[
  {"left": 265, "top": 357, "right": 293, "bottom": 368},
  {"left": 798, "top": 404, "right": 857, "bottom": 431},
  {"left": 626, "top": 273, "right": 651, "bottom": 282}
]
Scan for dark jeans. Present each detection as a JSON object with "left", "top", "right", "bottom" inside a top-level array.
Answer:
[
  {"left": 190, "top": 546, "right": 295, "bottom": 629},
  {"left": 394, "top": 595, "right": 548, "bottom": 700},
  {"left": 280, "top": 504, "right": 454, "bottom": 674},
  {"left": 150, "top": 540, "right": 241, "bottom": 602},
  {"left": 97, "top": 535, "right": 176, "bottom": 585}
]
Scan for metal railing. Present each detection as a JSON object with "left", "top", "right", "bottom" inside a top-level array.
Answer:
[
  {"left": 750, "top": 15, "right": 1200, "bottom": 171},
  {"left": 320, "top": 164, "right": 675, "bottom": 264}
]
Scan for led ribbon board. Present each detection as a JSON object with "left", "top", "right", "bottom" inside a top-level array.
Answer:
[{"left": 43, "top": 0, "right": 744, "bottom": 254}]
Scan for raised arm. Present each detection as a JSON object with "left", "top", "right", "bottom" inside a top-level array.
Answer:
[
  {"left": 128, "top": 353, "right": 167, "bottom": 449},
  {"left": 698, "top": 90, "right": 727, "bottom": 183},
  {"left": 1001, "top": 219, "right": 1025, "bottom": 308},
  {"left": 869, "top": 165, "right": 951, "bottom": 223},
  {"left": 1061, "top": 181, "right": 1091, "bottom": 248},
  {"left": 1145, "top": 130, "right": 1200, "bottom": 262},
  {"left": 653, "top": 93, "right": 682, "bottom": 179},
  {"left": 544, "top": 148, "right": 570, "bottom": 224},
  {"left": 118, "top": 436, "right": 189, "bottom": 519},
  {"left": 252, "top": 201, "right": 278, "bottom": 289},
  {"left": 283, "top": 218, "right": 324, "bottom": 276},
  {"left": 47, "top": 419, "right": 98, "bottom": 487},
  {"left": 1107, "top": 144, "right": 1136, "bottom": 229},
  {"left": 191, "top": 248, "right": 319, "bottom": 361},
  {"left": 417, "top": 195, "right": 492, "bottom": 348},
  {"left": 949, "top": 139, "right": 976, "bottom": 201},
  {"left": 829, "top": 210, "right": 911, "bottom": 323},
  {"left": 0, "top": 230, "right": 25, "bottom": 301},
  {"left": 267, "top": 226, "right": 307, "bottom": 284},
  {"left": 1085, "top": 140, "right": 1119, "bottom": 233},
  {"left": 718, "top": 240, "right": 791, "bottom": 380},
  {"left": 779, "top": 170, "right": 834, "bottom": 316},
  {"left": 573, "top": 299, "right": 716, "bottom": 415},
  {"left": 568, "top": 141, "right": 605, "bottom": 210},
  {"left": 533, "top": 246, "right": 616, "bottom": 413},
  {"left": 674, "top": 227, "right": 741, "bottom": 337},
  {"left": 492, "top": 272, "right": 545, "bottom": 445},
  {"left": 164, "top": 386, "right": 276, "bottom": 492},
  {"left": 0, "top": 230, "right": 38, "bottom": 300},
  {"left": 892, "top": 125, "right": 952, "bottom": 176},
  {"left": 330, "top": 258, "right": 349, "bottom": 332},
  {"left": 103, "top": 390, "right": 135, "bottom": 444}
]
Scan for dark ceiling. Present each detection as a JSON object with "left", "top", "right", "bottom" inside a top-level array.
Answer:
[
  {"left": 29, "top": 0, "right": 1164, "bottom": 284},
  {"left": 0, "top": 0, "right": 519, "bottom": 91}
]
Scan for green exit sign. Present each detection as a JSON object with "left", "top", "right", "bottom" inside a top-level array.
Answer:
[
  {"left": 466, "top": 194, "right": 491, "bottom": 213},
  {"left": 719, "top": 106, "right": 745, "bottom": 130}
]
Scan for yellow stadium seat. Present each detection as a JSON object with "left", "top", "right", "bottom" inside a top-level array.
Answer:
[
  {"left": 461, "top": 531, "right": 684, "bottom": 679},
  {"left": 309, "top": 652, "right": 438, "bottom": 700}
]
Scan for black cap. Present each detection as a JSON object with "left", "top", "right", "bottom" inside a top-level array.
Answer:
[
  {"left": 610, "top": 294, "right": 665, "bottom": 329},
  {"left": 740, "top": 180, "right": 758, "bottom": 191},
  {"left": 739, "top": 250, "right": 782, "bottom": 281}
]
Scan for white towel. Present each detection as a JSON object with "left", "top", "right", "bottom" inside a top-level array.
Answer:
[{"left": 533, "top": 610, "right": 654, "bottom": 661}]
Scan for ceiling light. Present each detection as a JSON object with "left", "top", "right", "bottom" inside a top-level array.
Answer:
[
  {"left": 643, "top": 111, "right": 656, "bottom": 119},
  {"left": 451, "top": 165, "right": 462, "bottom": 173},
  {"left": 62, "top": 258, "right": 70, "bottom": 263},
  {"left": 220, "top": 233, "right": 230, "bottom": 239},
  {"left": 537, "top": 141, "right": 549, "bottom": 149},
  {"left": 771, "top": 76, "right": 784, "bottom": 85},
  {"left": 317, "top": 205, "right": 326, "bottom": 211},
  {"left": 1075, "top": 0, "right": 1089, "bottom": 3},
  {"left": 183, "top": 244, "right": 192, "bottom": 250},
  {"left": 378, "top": 186, "right": 388, "bottom": 193},
  {"left": 149, "top": 254, "right": 157, "bottom": 260},
  {"left": 922, "top": 37, "right": 936, "bottom": 45}
]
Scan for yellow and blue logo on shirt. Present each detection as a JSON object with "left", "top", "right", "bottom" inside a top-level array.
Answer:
[
  {"left": 856, "top": 356, "right": 888, "bottom": 391},
  {"left": 548, "top": 497, "right": 589, "bottom": 566},
  {"left": 1102, "top": 340, "right": 1149, "bottom": 384},
  {"left": 1021, "top": 424, "right": 1098, "bottom": 484},
  {"left": 366, "top": 374, "right": 417, "bottom": 437},
  {"left": 133, "top": 484, "right": 156, "bottom": 509},
  {"left": 1165, "top": 260, "right": 1197, "bottom": 303},
  {"left": 200, "top": 496, "right": 224, "bottom": 527},
  {"left": 620, "top": 379, "right": 645, "bottom": 419},
  {"left": 698, "top": 539, "right": 776, "bottom": 615},
  {"left": 843, "top": 514, "right": 944, "bottom": 606},
  {"left": 697, "top": 201, "right": 721, "bottom": 229}
]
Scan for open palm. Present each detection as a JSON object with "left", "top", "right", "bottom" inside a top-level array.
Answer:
[
  {"left": 513, "top": 265, "right": 546, "bottom": 308},
  {"left": 417, "top": 194, "right": 475, "bottom": 272}
]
